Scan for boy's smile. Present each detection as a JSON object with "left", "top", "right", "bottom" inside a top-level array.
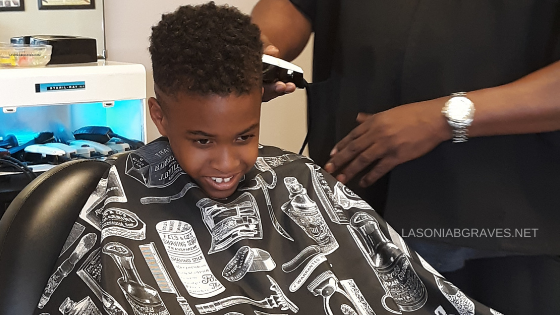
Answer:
[{"left": 149, "top": 87, "right": 262, "bottom": 199}]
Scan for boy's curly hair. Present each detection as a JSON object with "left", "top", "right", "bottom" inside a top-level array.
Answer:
[{"left": 149, "top": 2, "right": 263, "bottom": 97}]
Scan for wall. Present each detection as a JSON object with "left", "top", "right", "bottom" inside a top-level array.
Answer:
[
  {"left": 104, "top": 0, "right": 312, "bottom": 155},
  {"left": 0, "top": 0, "right": 105, "bottom": 56}
]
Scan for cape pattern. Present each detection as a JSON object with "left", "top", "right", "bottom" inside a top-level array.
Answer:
[{"left": 34, "top": 140, "right": 503, "bottom": 315}]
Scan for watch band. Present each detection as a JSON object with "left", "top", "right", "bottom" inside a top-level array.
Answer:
[
  {"left": 451, "top": 125, "right": 469, "bottom": 143},
  {"left": 451, "top": 92, "right": 467, "bottom": 97}
]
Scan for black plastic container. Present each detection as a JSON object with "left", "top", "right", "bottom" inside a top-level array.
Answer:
[{"left": 11, "top": 35, "right": 97, "bottom": 64}]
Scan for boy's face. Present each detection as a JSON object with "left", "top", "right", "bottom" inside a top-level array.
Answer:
[{"left": 149, "top": 87, "right": 261, "bottom": 199}]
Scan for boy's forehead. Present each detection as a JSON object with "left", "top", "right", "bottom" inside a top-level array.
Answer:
[
  {"left": 156, "top": 86, "right": 261, "bottom": 108},
  {"left": 173, "top": 91, "right": 261, "bottom": 110},
  {"left": 159, "top": 88, "right": 262, "bottom": 134}
]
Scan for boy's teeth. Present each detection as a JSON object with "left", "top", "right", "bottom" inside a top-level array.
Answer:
[{"left": 212, "top": 176, "right": 232, "bottom": 183}]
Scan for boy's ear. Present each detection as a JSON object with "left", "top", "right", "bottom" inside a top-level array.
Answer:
[{"left": 148, "top": 97, "right": 168, "bottom": 137}]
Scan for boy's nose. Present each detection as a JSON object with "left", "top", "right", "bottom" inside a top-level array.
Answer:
[{"left": 211, "top": 147, "right": 241, "bottom": 173}]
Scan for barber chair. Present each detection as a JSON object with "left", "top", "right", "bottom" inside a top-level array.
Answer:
[{"left": 0, "top": 159, "right": 111, "bottom": 315}]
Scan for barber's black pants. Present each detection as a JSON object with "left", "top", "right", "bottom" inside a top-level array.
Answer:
[{"left": 442, "top": 255, "right": 560, "bottom": 315}]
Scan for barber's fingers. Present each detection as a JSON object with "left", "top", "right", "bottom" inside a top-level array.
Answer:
[
  {"left": 325, "top": 119, "right": 371, "bottom": 173},
  {"left": 335, "top": 144, "right": 384, "bottom": 184},
  {"left": 262, "top": 82, "right": 283, "bottom": 102},
  {"left": 359, "top": 156, "right": 396, "bottom": 187},
  {"left": 283, "top": 82, "right": 297, "bottom": 94},
  {"left": 261, "top": 33, "right": 280, "bottom": 57},
  {"left": 264, "top": 45, "right": 280, "bottom": 57},
  {"left": 356, "top": 112, "right": 373, "bottom": 124},
  {"left": 329, "top": 113, "right": 372, "bottom": 157},
  {"left": 262, "top": 82, "right": 297, "bottom": 102}
]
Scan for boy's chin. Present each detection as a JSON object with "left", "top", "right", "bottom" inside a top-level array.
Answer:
[
  {"left": 198, "top": 181, "right": 239, "bottom": 200},
  {"left": 205, "top": 189, "right": 237, "bottom": 200}
]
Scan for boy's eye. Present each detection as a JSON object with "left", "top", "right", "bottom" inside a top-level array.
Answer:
[
  {"left": 237, "top": 135, "right": 254, "bottom": 142},
  {"left": 195, "top": 139, "right": 210, "bottom": 145}
]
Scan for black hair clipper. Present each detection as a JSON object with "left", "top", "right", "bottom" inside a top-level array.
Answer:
[
  {"left": 73, "top": 126, "right": 144, "bottom": 150},
  {"left": 262, "top": 55, "right": 306, "bottom": 88}
]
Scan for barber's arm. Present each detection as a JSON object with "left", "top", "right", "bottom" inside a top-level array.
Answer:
[
  {"left": 252, "top": 0, "right": 312, "bottom": 101},
  {"left": 325, "top": 59, "right": 560, "bottom": 187}
]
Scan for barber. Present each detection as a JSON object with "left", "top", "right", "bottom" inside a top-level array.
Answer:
[{"left": 252, "top": 0, "right": 560, "bottom": 313}]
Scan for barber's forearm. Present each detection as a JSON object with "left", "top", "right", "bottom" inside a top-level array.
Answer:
[
  {"left": 466, "top": 60, "right": 560, "bottom": 137},
  {"left": 251, "top": 0, "right": 312, "bottom": 61}
]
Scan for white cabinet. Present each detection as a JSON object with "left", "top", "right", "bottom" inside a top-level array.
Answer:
[
  {"left": 0, "top": 61, "right": 146, "bottom": 145},
  {"left": 0, "top": 61, "right": 147, "bottom": 212}
]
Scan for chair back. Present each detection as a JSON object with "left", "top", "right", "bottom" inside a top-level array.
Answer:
[{"left": 0, "top": 159, "right": 110, "bottom": 315}]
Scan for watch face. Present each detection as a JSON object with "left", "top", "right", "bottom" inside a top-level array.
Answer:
[{"left": 445, "top": 96, "right": 475, "bottom": 121}]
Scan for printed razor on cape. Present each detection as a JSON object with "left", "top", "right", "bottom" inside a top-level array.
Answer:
[{"left": 195, "top": 276, "right": 298, "bottom": 314}]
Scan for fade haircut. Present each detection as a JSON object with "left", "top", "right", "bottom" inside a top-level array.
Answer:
[{"left": 149, "top": 2, "right": 263, "bottom": 98}]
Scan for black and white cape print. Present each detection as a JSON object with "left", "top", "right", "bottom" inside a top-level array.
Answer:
[{"left": 34, "top": 139, "right": 503, "bottom": 315}]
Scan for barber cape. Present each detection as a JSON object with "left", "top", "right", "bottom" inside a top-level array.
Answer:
[{"left": 34, "top": 139, "right": 502, "bottom": 315}]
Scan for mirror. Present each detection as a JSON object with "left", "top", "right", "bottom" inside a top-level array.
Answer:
[{"left": 0, "top": 0, "right": 105, "bottom": 58}]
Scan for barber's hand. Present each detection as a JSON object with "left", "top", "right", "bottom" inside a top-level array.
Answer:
[
  {"left": 324, "top": 100, "right": 451, "bottom": 187},
  {"left": 261, "top": 36, "right": 296, "bottom": 102}
]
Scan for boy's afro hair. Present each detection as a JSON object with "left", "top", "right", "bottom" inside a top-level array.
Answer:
[{"left": 149, "top": 2, "right": 263, "bottom": 97}]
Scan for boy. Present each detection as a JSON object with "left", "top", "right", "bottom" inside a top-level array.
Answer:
[
  {"left": 147, "top": 2, "right": 263, "bottom": 200},
  {"left": 34, "top": 3, "right": 500, "bottom": 315}
]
